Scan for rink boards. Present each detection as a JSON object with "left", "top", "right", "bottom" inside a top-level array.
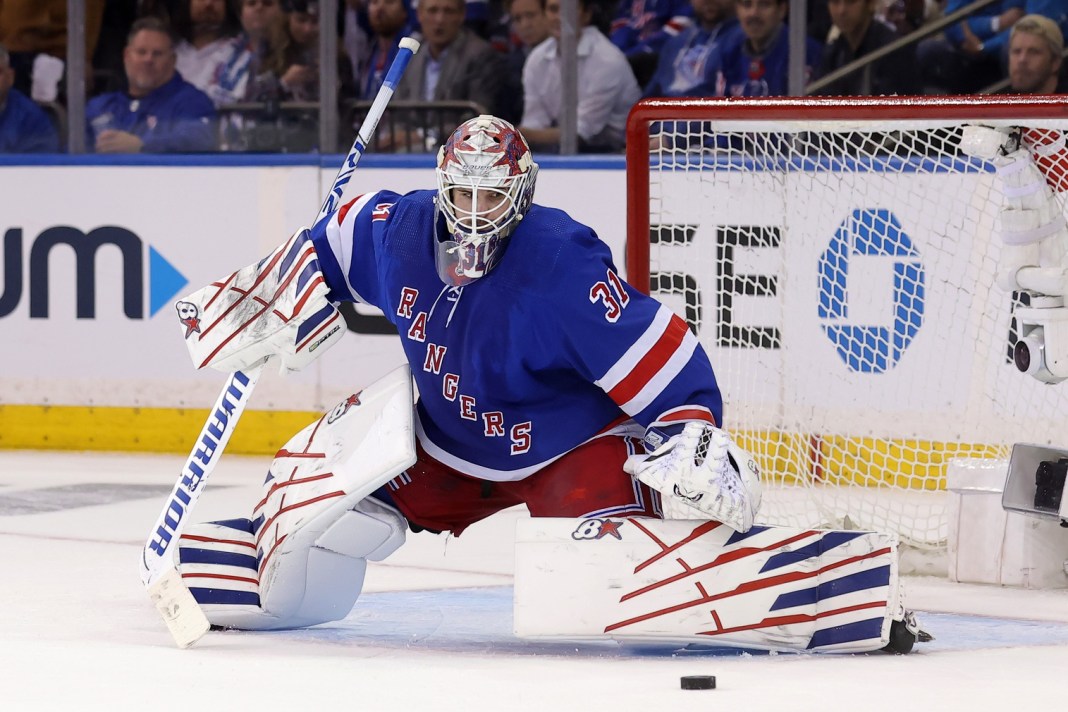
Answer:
[{"left": 1, "top": 155, "right": 1062, "bottom": 457}]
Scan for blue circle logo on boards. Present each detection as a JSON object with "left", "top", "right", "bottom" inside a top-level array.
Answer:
[{"left": 817, "top": 209, "right": 925, "bottom": 373}]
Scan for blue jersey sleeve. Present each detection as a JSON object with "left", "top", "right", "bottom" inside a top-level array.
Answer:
[
  {"left": 85, "top": 83, "right": 217, "bottom": 153},
  {"left": 643, "top": 30, "right": 687, "bottom": 97},
  {"left": 944, "top": 0, "right": 1023, "bottom": 46},
  {"left": 307, "top": 189, "right": 430, "bottom": 321},
  {"left": 0, "top": 91, "right": 59, "bottom": 153},
  {"left": 308, "top": 191, "right": 388, "bottom": 310}
]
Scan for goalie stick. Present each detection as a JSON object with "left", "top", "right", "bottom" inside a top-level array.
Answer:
[{"left": 138, "top": 37, "right": 421, "bottom": 649}]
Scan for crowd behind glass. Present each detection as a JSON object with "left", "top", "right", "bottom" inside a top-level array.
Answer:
[{"left": 0, "top": 0, "right": 1065, "bottom": 155}]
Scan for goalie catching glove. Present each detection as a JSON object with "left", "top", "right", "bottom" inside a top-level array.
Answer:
[
  {"left": 625, "top": 422, "right": 761, "bottom": 532},
  {"left": 959, "top": 124, "right": 1068, "bottom": 295},
  {"left": 175, "top": 228, "right": 345, "bottom": 374}
]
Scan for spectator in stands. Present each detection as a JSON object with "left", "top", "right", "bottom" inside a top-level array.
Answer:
[
  {"left": 520, "top": 0, "right": 641, "bottom": 152},
  {"left": 497, "top": 0, "right": 551, "bottom": 123},
  {"left": 1029, "top": 0, "right": 1068, "bottom": 38},
  {"left": 277, "top": 0, "right": 323, "bottom": 101},
  {"left": 916, "top": 0, "right": 1024, "bottom": 94},
  {"left": 386, "top": 0, "right": 504, "bottom": 149},
  {"left": 484, "top": 1, "right": 520, "bottom": 52},
  {"left": 398, "top": 0, "right": 504, "bottom": 109},
  {"left": 880, "top": 0, "right": 937, "bottom": 37},
  {"left": 232, "top": 0, "right": 288, "bottom": 100},
  {"left": 360, "top": 0, "right": 415, "bottom": 99},
  {"left": 217, "top": 0, "right": 291, "bottom": 150},
  {"left": 261, "top": 0, "right": 357, "bottom": 151},
  {"left": 274, "top": 0, "right": 360, "bottom": 101},
  {"left": 93, "top": 1, "right": 146, "bottom": 96},
  {"left": 86, "top": 18, "right": 217, "bottom": 153},
  {"left": 813, "top": 0, "right": 920, "bottom": 95},
  {"left": 1006, "top": 13, "right": 1066, "bottom": 93},
  {"left": 464, "top": 0, "right": 497, "bottom": 38},
  {"left": 610, "top": 0, "right": 694, "bottom": 87},
  {"left": 344, "top": 0, "right": 372, "bottom": 83},
  {"left": 182, "top": 0, "right": 287, "bottom": 107},
  {"left": 0, "top": 0, "right": 106, "bottom": 99},
  {"left": 721, "top": 0, "right": 821, "bottom": 96},
  {"left": 173, "top": 0, "right": 244, "bottom": 102},
  {"left": 643, "top": 0, "right": 738, "bottom": 98},
  {"left": 0, "top": 43, "right": 60, "bottom": 152}
]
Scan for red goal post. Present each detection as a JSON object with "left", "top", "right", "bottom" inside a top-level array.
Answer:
[{"left": 625, "top": 96, "right": 1068, "bottom": 550}]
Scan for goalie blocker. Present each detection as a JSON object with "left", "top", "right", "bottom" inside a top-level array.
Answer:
[{"left": 176, "top": 227, "right": 347, "bottom": 376}]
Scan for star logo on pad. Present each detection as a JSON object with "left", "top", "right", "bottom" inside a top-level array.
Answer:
[
  {"left": 326, "top": 391, "right": 363, "bottom": 424},
  {"left": 597, "top": 519, "right": 624, "bottom": 540},
  {"left": 572, "top": 518, "right": 626, "bottom": 541},
  {"left": 175, "top": 301, "right": 201, "bottom": 339}
]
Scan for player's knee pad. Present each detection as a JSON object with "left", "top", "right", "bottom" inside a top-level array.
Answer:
[
  {"left": 256, "top": 496, "right": 407, "bottom": 630},
  {"left": 181, "top": 497, "right": 407, "bottom": 631}
]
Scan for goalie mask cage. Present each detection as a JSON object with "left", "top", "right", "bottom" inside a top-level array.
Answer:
[{"left": 626, "top": 96, "right": 1068, "bottom": 552}]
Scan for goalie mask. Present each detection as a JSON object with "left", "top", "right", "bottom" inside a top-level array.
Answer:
[{"left": 434, "top": 115, "right": 539, "bottom": 285}]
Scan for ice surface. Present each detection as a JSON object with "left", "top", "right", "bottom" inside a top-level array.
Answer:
[{"left": 1, "top": 451, "right": 1066, "bottom": 711}]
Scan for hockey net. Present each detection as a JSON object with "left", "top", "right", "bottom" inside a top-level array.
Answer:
[{"left": 626, "top": 97, "right": 1068, "bottom": 554}]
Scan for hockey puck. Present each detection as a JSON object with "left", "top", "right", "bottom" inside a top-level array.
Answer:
[{"left": 680, "top": 675, "right": 716, "bottom": 690}]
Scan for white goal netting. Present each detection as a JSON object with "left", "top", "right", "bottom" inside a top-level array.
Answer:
[{"left": 627, "top": 98, "right": 1068, "bottom": 551}]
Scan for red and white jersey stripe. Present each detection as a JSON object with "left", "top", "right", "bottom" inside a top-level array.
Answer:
[{"left": 595, "top": 304, "right": 703, "bottom": 417}]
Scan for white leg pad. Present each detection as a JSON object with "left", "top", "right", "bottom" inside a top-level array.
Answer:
[{"left": 515, "top": 518, "right": 914, "bottom": 653}]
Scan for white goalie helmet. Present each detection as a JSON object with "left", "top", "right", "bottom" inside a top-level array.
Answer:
[{"left": 434, "top": 115, "right": 539, "bottom": 285}]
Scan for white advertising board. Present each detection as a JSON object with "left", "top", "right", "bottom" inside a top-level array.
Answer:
[
  {"left": 650, "top": 167, "right": 1066, "bottom": 445},
  {"left": 3, "top": 159, "right": 1063, "bottom": 453},
  {"left": 0, "top": 163, "right": 626, "bottom": 412}
]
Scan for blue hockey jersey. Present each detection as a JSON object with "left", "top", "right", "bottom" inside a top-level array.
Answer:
[
  {"left": 85, "top": 72, "right": 217, "bottom": 153},
  {"left": 309, "top": 189, "right": 723, "bottom": 482},
  {"left": 720, "top": 24, "right": 822, "bottom": 96},
  {"left": 643, "top": 18, "right": 740, "bottom": 98},
  {"left": 610, "top": 0, "right": 694, "bottom": 59}
]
